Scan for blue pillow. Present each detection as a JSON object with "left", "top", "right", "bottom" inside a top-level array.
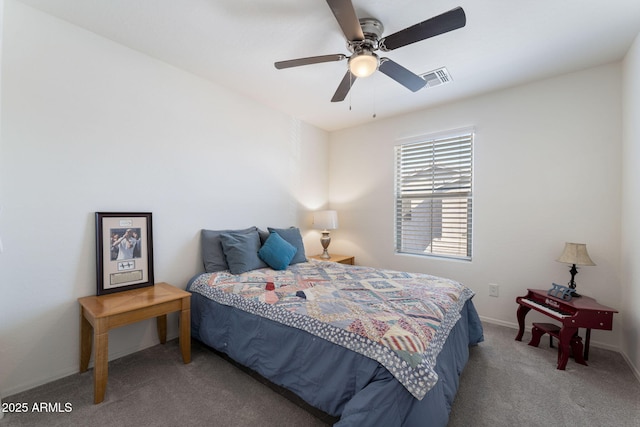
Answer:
[
  {"left": 267, "top": 227, "right": 307, "bottom": 264},
  {"left": 219, "top": 231, "right": 267, "bottom": 274},
  {"left": 258, "top": 232, "right": 297, "bottom": 270}
]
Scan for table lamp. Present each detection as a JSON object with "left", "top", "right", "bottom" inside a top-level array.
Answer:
[
  {"left": 312, "top": 210, "right": 338, "bottom": 259},
  {"left": 556, "top": 242, "right": 595, "bottom": 297}
]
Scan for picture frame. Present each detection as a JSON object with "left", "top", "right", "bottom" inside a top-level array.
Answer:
[{"left": 95, "top": 212, "right": 154, "bottom": 295}]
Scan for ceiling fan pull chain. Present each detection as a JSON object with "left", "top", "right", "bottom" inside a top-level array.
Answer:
[
  {"left": 349, "top": 72, "right": 353, "bottom": 111},
  {"left": 373, "top": 80, "right": 377, "bottom": 118}
]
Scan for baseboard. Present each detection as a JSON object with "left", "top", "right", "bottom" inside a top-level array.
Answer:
[
  {"left": 478, "top": 315, "right": 518, "bottom": 330},
  {"left": 1, "top": 334, "right": 179, "bottom": 399},
  {"left": 620, "top": 351, "right": 640, "bottom": 384},
  {"left": 478, "top": 316, "right": 620, "bottom": 352}
]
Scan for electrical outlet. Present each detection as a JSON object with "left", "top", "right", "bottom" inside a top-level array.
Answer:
[{"left": 489, "top": 283, "right": 499, "bottom": 297}]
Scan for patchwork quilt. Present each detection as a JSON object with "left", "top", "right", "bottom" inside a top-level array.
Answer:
[{"left": 189, "top": 260, "right": 474, "bottom": 399}]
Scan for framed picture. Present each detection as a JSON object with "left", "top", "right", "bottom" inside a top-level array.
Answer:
[{"left": 95, "top": 212, "right": 154, "bottom": 295}]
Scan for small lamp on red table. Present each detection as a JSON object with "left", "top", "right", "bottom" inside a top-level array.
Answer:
[{"left": 556, "top": 242, "right": 595, "bottom": 297}]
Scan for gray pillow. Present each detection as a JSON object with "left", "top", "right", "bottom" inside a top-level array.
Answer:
[
  {"left": 219, "top": 231, "right": 267, "bottom": 274},
  {"left": 201, "top": 227, "right": 257, "bottom": 273},
  {"left": 257, "top": 228, "right": 270, "bottom": 245},
  {"left": 267, "top": 227, "right": 307, "bottom": 264}
]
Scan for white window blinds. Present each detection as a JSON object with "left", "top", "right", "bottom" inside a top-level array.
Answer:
[{"left": 394, "top": 132, "right": 473, "bottom": 260}]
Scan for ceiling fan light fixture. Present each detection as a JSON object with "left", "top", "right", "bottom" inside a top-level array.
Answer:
[{"left": 348, "top": 51, "right": 379, "bottom": 78}]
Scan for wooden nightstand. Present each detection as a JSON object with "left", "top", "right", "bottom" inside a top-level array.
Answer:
[
  {"left": 78, "top": 282, "right": 191, "bottom": 403},
  {"left": 309, "top": 254, "right": 355, "bottom": 265}
]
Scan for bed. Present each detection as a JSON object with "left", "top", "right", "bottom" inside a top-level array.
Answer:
[{"left": 187, "top": 226, "right": 483, "bottom": 426}]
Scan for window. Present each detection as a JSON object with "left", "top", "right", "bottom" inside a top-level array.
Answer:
[{"left": 394, "top": 130, "right": 473, "bottom": 260}]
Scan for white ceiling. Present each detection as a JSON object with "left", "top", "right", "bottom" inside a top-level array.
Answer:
[{"left": 16, "top": 0, "right": 640, "bottom": 131}]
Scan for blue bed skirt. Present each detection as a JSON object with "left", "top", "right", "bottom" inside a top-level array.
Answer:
[{"left": 188, "top": 278, "right": 483, "bottom": 427}]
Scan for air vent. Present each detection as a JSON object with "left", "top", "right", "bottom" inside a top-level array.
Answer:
[{"left": 420, "top": 67, "right": 452, "bottom": 89}]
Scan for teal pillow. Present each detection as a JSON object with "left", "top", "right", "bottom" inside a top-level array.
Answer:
[
  {"left": 258, "top": 232, "right": 297, "bottom": 270},
  {"left": 219, "top": 231, "right": 267, "bottom": 274},
  {"left": 267, "top": 227, "right": 307, "bottom": 264}
]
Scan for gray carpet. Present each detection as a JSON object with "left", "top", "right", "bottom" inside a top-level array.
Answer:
[
  {"left": 2, "top": 322, "right": 639, "bottom": 426},
  {"left": 449, "top": 323, "right": 640, "bottom": 427}
]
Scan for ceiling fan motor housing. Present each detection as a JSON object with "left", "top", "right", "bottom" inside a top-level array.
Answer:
[
  {"left": 347, "top": 18, "right": 383, "bottom": 54},
  {"left": 360, "top": 18, "right": 384, "bottom": 39}
]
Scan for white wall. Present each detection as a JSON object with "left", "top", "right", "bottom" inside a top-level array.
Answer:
[
  {"left": 1, "top": 0, "right": 636, "bottom": 399},
  {"left": 329, "top": 63, "right": 623, "bottom": 350},
  {"left": 621, "top": 33, "right": 640, "bottom": 379},
  {"left": 0, "top": 0, "right": 329, "bottom": 397}
]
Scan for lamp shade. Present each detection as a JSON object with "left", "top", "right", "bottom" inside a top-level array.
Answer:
[
  {"left": 348, "top": 52, "right": 379, "bottom": 78},
  {"left": 556, "top": 242, "right": 595, "bottom": 266},
  {"left": 313, "top": 210, "right": 338, "bottom": 230}
]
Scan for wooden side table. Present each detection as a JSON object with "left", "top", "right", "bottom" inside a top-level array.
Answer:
[
  {"left": 78, "top": 282, "right": 191, "bottom": 403},
  {"left": 309, "top": 254, "right": 355, "bottom": 265}
]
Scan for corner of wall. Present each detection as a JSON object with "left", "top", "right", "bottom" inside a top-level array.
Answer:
[{"left": 620, "top": 29, "right": 640, "bottom": 382}]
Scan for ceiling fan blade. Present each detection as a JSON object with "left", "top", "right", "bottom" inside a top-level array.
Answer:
[
  {"left": 331, "top": 71, "right": 357, "bottom": 102},
  {"left": 379, "top": 7, "right": 466, "bottom": 52},
  {"left": 326, "top": 0, "right": 364, "bottom": 41},
  {"left": 378, "top": 58, "right": 426, "bottom": 92},
  {"left": 275, "top": 54, "right": 346, "bottom": 69}
]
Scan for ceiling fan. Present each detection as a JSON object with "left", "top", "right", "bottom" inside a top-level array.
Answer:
[{"left": 274, "top": 0, "right": 466, "bottom": 102}]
